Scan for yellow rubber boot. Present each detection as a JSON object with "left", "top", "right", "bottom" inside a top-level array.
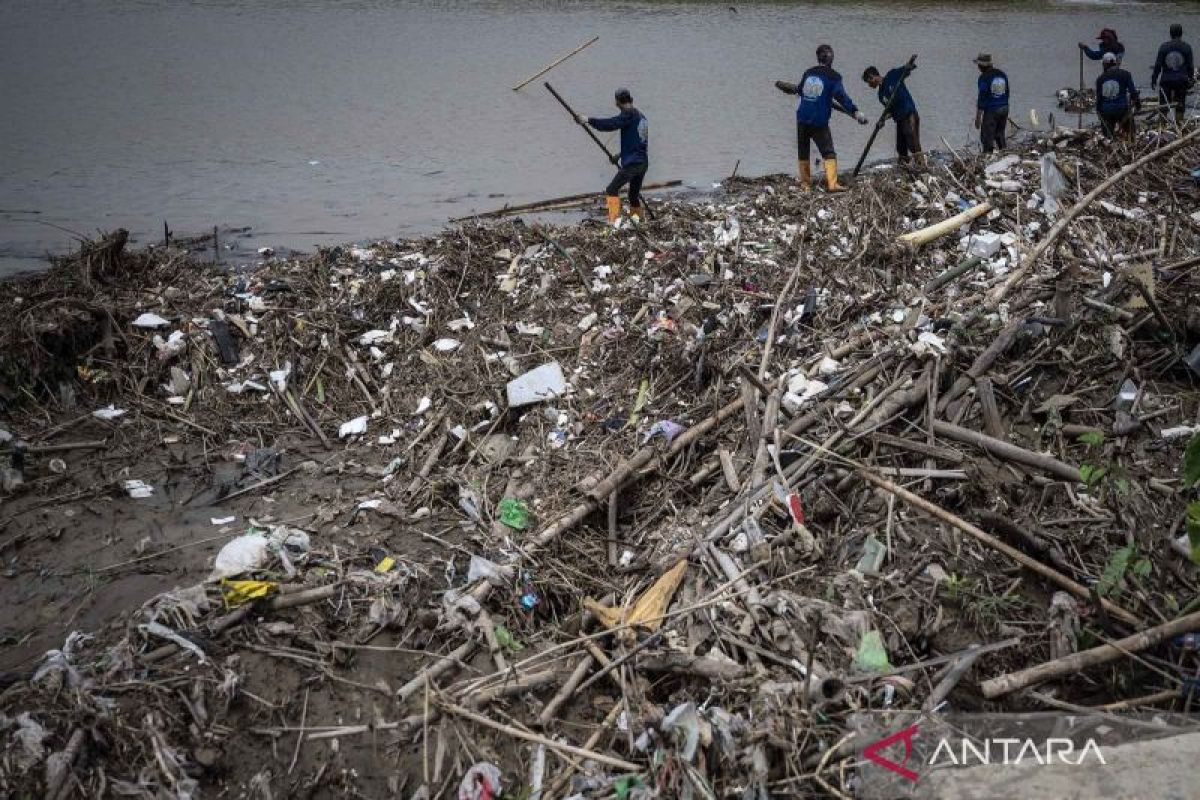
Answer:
[
  {"left": 824, "top": 159, "right": 846, "bottom": 192},
  {"left": 629, "top": 204, "right": 642, "bottom": 223},
  {"left": 797, "top": 160, "right": 812, "bottom": 192},
  {"left": 605, "top": 195, "right": 621, "bottom": 225}
]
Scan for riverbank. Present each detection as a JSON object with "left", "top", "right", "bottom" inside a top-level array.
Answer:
[{"left": 1, "top": 121, "right": 1199, "bottom": 797}]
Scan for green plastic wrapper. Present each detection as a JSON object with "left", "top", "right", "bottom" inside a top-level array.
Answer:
[
  {"left": 497, "top": 496, "right": 531, "bottom": 530},
  {"left": 855, "top": 630, "right": 892, "bottom": 673}
]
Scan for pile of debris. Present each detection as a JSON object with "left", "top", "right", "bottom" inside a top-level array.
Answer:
[{"left": 1, "top": 122, "right": 1199, "bottom": 798}]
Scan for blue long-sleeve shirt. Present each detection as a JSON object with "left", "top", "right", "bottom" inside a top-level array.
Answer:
[
  {"left": 879, "top": 66, "right": 917, "bottom": 121},
  {"left": 587, "top": 109, "right": 648, "bottom": 167},
  {"left": 1083, "top": 40, "right": 1125, "bottom": 62},
  {"left": 1152, "top": 39, "right": 1194, "bottom": 85},
  {"left": 977, "top": 68, "right": 1010, "bottom": 111},
  {"left": 1096, "top": 67, "right": 1139, "bottom": 115},
  {"left": 796, "top": 65, "right": 858, "bottom": 127}
]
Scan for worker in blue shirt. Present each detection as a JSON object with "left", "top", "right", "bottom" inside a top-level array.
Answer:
[
  {"left": 577, "top": 88, "right": 649, "bottom": 225},
  {"left": 862, "top": 60, "right": 924, "bottom": 167},
  {"left": 1079, "top": 28, "right": 1125, "bottom": 69},
  {"left": 775, "top": 44, "right": 868, "bottom": 193},
  {"left": 973, "top": 54, "right": 1010, "bottom": 154},
  {"left": 1151, "top": 24, "right": 1194, "bottom": 125},
  {"left": 1096, "top": 52, "right": 1140, "bottom": 141}
]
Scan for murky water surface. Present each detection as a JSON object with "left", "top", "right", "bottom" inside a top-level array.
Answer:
[{"left": 2, "top": 0, "right": 1197, "bottom": 272}]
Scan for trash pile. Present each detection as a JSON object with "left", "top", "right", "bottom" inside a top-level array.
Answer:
[{"left": 1, "top": 121, "right": 1199, "bottom": 798}]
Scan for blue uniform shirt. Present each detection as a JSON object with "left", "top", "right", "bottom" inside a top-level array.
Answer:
[
  {"left": 879, "top": 66, "right": 917, "bottom": 121},
  {"left": 796, "top": 65, "right": 858, "bottom": 127},
  {"left": 977, "top": 68, "right": 1010, "bottom": 111},
  {"left": 1096, "top": 67, "right": 1139, "bottom": 114},
  {"left": 588, "top": 109, "right": 648, "bottom": 167},
  {"left": 1153, "top": 40, "right": 1194, "bottom": 85}
]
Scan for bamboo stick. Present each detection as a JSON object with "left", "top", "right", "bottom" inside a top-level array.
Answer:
[
  {"left": 511, "top": 36, "right": 599, "bottom": 91},
  {"left": 989, "top": 126, "right": 1200, "bottom": 306},
  {"left": 855, "top": 468, "right": 1139, "bottom": 626},
  {"left": 981, "top": 609, "right": 1200, "bottom": 698},
  {"left": 898, "top": 203, "right": 992, "bottom": 248}
]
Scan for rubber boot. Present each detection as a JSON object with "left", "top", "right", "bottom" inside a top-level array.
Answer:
[
  {"left": 797, "top": 160, "right": 812, "bottom": 192},
  {"left": 605, "top": 195, "right": 621, "bottom": 225},
  {"left": 629, "top": 204, "right": 642, "bottom": 223},
  {"left": 824, "top": 159, "right": 846, "bottom": 192}
]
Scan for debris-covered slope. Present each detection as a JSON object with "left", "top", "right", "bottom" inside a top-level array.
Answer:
[{"left": 1, "top": 123, "right": 1199, "bottom": 799}]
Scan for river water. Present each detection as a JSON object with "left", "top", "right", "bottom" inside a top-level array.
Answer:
[{"left": 2, "top": 0, "right": 1197, "bottom": 274}]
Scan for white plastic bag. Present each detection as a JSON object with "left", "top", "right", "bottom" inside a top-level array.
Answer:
[{"left": 1040, "top": 153, "right": 1068, "bottom": 215}]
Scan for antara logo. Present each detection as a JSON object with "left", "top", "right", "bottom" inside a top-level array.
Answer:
[
  {"left": 863, "top": 724, "right": 1108, "bottom": 783},
  {"left": 863, "top": 724, "right": 921, "bottom": 782}
]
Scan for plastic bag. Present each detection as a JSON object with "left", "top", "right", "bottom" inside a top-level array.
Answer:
[{"left": 1040, "top": 153, "right": 1068, "bottom": 215}]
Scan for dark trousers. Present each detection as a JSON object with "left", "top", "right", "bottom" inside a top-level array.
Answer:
[
  {"left": 797, "top": 123, "right": 836, "bottom": 160},
  {"left": 1159, "top": 81, "right": 1189, "bottom": 115},
  {"left": 980, "top": 106, "right": 1008, "bottom": 153},
  {"left": 1100, "top": 109, "right": 1134, "bottom": 140},
  {"left": 895, "top": 112, "right": 922, "bottom": 161},
  {"left": 606, "top": 161, "right": 648, "bottom": 206}
]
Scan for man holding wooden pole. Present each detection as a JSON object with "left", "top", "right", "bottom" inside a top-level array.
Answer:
[
  {"left": 575, "top": 88, "right": 649, "bottom": 225},
  {"left": 862, "top": 60, "right": 924, "bottom": 167},
  {"left": 775, "top": 44, "right": 868, "bottom": 193}
]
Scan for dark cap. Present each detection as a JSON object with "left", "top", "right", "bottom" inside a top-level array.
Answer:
[
  {"left": 1097, "top": 27, "right": 1117, "bottom": 39},
  {"left": 615, "top": 88, "right": 632, "bottom": 104}
]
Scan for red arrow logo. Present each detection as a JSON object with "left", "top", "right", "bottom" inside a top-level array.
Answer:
[{"left": 863, "top": 723, "right": 921, "bottom": 783}]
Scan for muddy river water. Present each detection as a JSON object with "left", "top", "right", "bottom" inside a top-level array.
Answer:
[{"left": 2, "top": 0, "right": 1197, "bottom": 273}]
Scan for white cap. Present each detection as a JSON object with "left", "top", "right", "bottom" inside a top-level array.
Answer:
[{"left": 1102, "top": 52, "right": 1118, "bottom": 65}]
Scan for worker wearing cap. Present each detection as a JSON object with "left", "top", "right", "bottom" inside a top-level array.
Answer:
[
  {"left": 862, "top": 61, "right": 924, "bottom": 167},
  {"left": 577, "top": 88, "right": 649, "bottom": 225},
  {"left": 1096, "top": 52, "right": 1140, "bottom": 140},
  {"left": 1152, "top": 24, "right": 1194, "bottom": 125},
  {"left": 973, "top": 54, "right": 1010, "bottom": 154},
  {"left": 776, "top": 44, "right": 868, "bottom": 193},
  {"left": 1080, "top": 28, "right": 1125, "bottom": 67}
]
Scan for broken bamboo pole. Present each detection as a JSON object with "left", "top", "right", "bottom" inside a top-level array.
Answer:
[
  {"left": 931, "top": 420, "right": 1081, "bottom": 482},
  {"left": 898, "top": 203, "right": 992, "bottom": 249},
  {"left": 989, "top": 126, "right": 1200, "bottom": 306},
  {"left": 980, "top": 608, "right": 1200, "bottom": 698},
  {"left": 855, "top": 468, "right": 1139, "bottom": 626}
]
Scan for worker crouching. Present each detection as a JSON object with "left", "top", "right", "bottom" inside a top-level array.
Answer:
[
  {"left": 578, "top": 88, "right": 649, "bottom": 225},
  {"left": 777, "top": 44, "right": 868, "bottom": 193},
  {"left": 1096, "top": 52, "right": 1140, "bottom": 141}
]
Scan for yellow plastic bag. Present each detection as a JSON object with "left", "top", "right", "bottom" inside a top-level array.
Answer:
[
  {"left": 584, "top": 559, "right": 687, "bottom": 633},
  {"left": 221, "top": 579, "right": 278, "bottom": 608}
]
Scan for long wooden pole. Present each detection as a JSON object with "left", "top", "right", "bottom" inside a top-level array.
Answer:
[
  {"left": 512, "top": 36, "right": 599, "bottom": 91},
  {"left": 544, "top": 81, "right": 618, "bottom": 164},
  {"left": 988, "top": 125, "right": 1200, "bottom": 306},
  {"left": 1077, "top": 49, "right": 1084, "bottom": 129},
  {"left": 980, "top": 609, "right": 1200, "bottom": 698},
  {"left": 855, "top": 468, "right": 1140, "bottom": 626},
  {"left": 853, "top": 54, "right": 918, "bottom": 176}
]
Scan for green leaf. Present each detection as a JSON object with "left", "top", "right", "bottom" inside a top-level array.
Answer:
[
  {"left": 1113, "top": 477, "right": 1131, "bottom": 496},
  {"left": 493, "top": 624, "right": 524, "bottom": 652},
  {"left": 1097, "top": 545, "right": 1135, "bottom": 597},
  {"left": 1184, "top": 433, "right": 1200, "bottom": 488},
  {"left": 1187, "top": 502, "right": 1200, "bottom": 565},
  {"left": 1080, "top": 464, "right": 1107, "bottom": 487},
  {"left": 1077, "top": 431, "right": 1105, "bottom": 447},
  {"left": 1132, "top": 558, "right": 1152, "bottom": 579}
]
